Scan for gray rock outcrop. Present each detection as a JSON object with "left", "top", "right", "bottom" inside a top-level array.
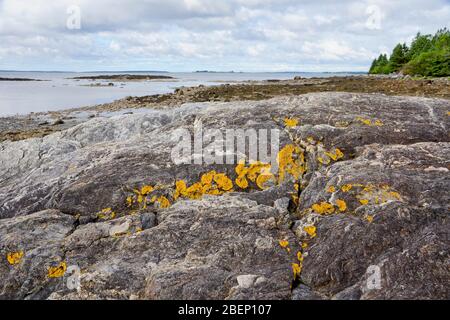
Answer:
[{"left": 0, "top": 92, "right": 448, "bottom": 300}]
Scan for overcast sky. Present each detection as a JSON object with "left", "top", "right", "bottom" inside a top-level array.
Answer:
[{"left": 0, "top": 0, "right": 449, "bottom": 72}]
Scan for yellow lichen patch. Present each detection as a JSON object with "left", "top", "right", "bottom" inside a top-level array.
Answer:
[
  {"left": 48, "top": 262, "right": 67, "bottom": 278},
  {"left": 235, "top": 176, "right": 249, "bottom": 189},
  {"left": 201, "top": 170, "right": 216, "bottom": 186},
  {"left": 325, "top": 148, "right": 344, "bottom": 161},
  {"left": 279, "top": 240, "right": 289, "bottom": 248},
  {"left": 174, "top": 180, "right": 188, "bottom": 200},
  {"left": 306, "top": 136, "right": 316, "bottom": 144},
  {"left": 140, "top": 185, "right": 154, "bottom": 195},
  {"left": 388, "top": 191, "right": 401, "bottom": 200},
  {"left": 291, "top": 194, "right": 299, "bottom": 206},
  {"left": 235, "top": 160, "right": 249, "bottom": 176},
  {"left": 359, "top": 199, "right": 369, "bottom": 205},
  {"left": 311, "top": 202, "right": 335, "bottom": 215},
  {"left": 284, "top": 117, "right": 299, "bottom": 128},
  {"left": 335, "top": 121, "right": 350, "bottom": 128},
  {"left": 98, "top": 208, "right": 116, "bottom": 220},
  {"left": 7, "top": 251, "right": 24, "bottom": 265},
  {"left": 235, "top": 161, "right": 275, "bottom": 190},
  {"left": 173, "top": 171, "right": 235, "bottom": 201},
  {"left": 327, "top": 185, "right": 336, "bottom": 193},
  {"left": 374, "top": 120, "right": 384, "bottom": 126},
  {"left": 357, "top": 117, "right": 372, "bottom": 126},
  {"left": 213, "top": 173, "right": 233, "bottom": 191},
  {"left": 356, "top": 117, "right": 384, "bottom": 127},
  {"left": 304, "top": 226, "right": 317, "bottom": 238},
  {"left": 341, "top": 184, "right": 353, "bottom": 192},
  {"left": 297, "top": 251, "right": 304, "bottom": 262},
  {"left": 185, "top": 182, "right": 204, "bottom": 200},
  {"left": 292, "top": 263, "right": 302, "bottom": 280},
  {"left": 277, "top": 144, "right": 306, "bottom": 183},
  {"left": 126, "top": 196, "right": 134, "bottom": 207},
  {"left": 256, "top": 173, "right": 275, "bottom": 190},
  {"left": 366, "top": 215, "right": 374, "bottom": 223},
  {"left": 335, "top": 199, "right": 347, "bottom": 212},
  {"left": 356, "top": 184, "right": 402, "bottom": 206},
  {"left": 301, "top": 242, "right": 308, "bottom": 249},
  {"left": 155, "top": 196, "right": 171, "bottom": 209},
  {"left": 247, "top": 163, "right": 266, "bottom": 182}
]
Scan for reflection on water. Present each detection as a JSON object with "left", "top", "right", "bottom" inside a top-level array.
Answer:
[{"left": 0, "top": 71, "right": 361, "bottom": 116}]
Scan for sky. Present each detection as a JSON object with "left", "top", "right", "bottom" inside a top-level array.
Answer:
[{"left": 0, "top": 0, "right": 449, "bottom": 72}]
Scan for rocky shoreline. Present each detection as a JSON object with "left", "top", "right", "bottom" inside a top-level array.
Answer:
[
  {"left": 1, "top": 75, "right": 449, "bottom": 143},
  {"left": 0, "top": 77, "right": 449, "bottom": 300}
]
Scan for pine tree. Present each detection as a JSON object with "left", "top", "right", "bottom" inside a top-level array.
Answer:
[{"left": 388, "top": 43, "right": 408, "bottom": 72}]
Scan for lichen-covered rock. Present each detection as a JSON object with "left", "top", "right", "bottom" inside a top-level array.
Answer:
[{"left": 0, "top": 92, "right": 448, "bottom": 300}]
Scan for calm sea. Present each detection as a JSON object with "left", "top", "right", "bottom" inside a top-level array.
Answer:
[{"left": 0, "top": 71, "right": 362, "bottom": 116}]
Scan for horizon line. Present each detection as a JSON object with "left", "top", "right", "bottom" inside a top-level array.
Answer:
[{"left": 0, "top": 69, "right": 368, "bottom": 74}]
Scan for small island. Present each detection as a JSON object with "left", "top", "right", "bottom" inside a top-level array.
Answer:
[
  {"left": 69, "top": 74, "right": 175, "bottom": 81},
  {"left": 0, "top": 77, "right": 44, "bottom": 81}
]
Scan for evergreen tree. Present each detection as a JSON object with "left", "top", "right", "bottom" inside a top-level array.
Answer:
[
  {"left": 388, "top": 43, "right": 408, "bottom": 72},
  {"left": 369, "top": 28, "right": 450, "bottom": 76},
  {"left": 407, "top": 33, "right": 432, "bottom": 60}
]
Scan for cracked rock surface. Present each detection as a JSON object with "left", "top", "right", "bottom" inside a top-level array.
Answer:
[{"left": 0, "top": 92, "right": 449, "bottom": 300}]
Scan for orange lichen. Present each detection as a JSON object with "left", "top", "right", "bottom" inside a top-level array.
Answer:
[
  {"left": 7, "top": 251, "right": 24, "bottom": 265},
  {"left": 335, "top": 199, "right": 347, "bottom": 212},
  {"left": 140, "top": 185, "right": 154, "bottom": 195},
  {"left": 235, "top": 176, "right": 249, "bottom": 189},
  {"left": 304, "top": 226, "right": 317, "bottom": 238},
  {"left": 174, "top": 180, "right": 188, "bottom": 200},
  {"left": 235, "top": 161, "right": 275, "bottom": 190},
  {"left": 341, "top": 184, "right": 353, "bottom": 192},
  {"left": 359, "top": 199, "right": 369, "bottom": 205},
  {"left": 277, "top": 144, "right": 305, "bottom": 183},
  {"left": 284, "top": 118, "right": 299, "bottom": 128},
  {"left": 48, "top": 262, "right": 67, "bottom": 278},
  {"left": 292, "top": 263, "right": 302, "bottom": 280},
  {"left": 311, "top": 202, "right": 335, "bottom": 215},
  {"left": 327, "top": 185, "right": 336, "bottom": 193},
  {"left": 155, "top": 196, "right": 171, "bottom": 209},
  {"left": 325, "top": 148, "right": 344, "bottom": 161},
  {"left": 201, "top": 170, "right": 216, "bottom": 185},
  {"left": 279, "top": 240, "right": 289, "bottom": 248},
  {"left": 213, "top": 173, "right": 233, "bottom": 191}
]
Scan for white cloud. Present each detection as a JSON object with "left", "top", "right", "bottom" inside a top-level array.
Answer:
[{"left": 0, "top": 0, "right": 448, "bottom": 71}]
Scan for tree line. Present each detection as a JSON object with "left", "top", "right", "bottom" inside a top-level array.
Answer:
[{"left": 369, "top": 28, "right": 450, "bottom": 77}]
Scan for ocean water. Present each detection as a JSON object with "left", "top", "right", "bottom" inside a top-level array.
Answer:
[{"left": 0, "top": 71, "right": 361, "bottom": 116}]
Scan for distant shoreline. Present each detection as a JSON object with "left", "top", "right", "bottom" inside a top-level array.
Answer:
[
  {"left": 0, "top": 77, "right": 46, "bottom": 81},
  {"left": 1, "top": 75, "right": 449, "bottom": 143},
  {"left": 68, "top": 74, "right": 176, "bottom": 81}
]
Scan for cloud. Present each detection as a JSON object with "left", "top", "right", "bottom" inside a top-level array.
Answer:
[{"left": 0, "top": 0, "right": 448, "bottom": 71}]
